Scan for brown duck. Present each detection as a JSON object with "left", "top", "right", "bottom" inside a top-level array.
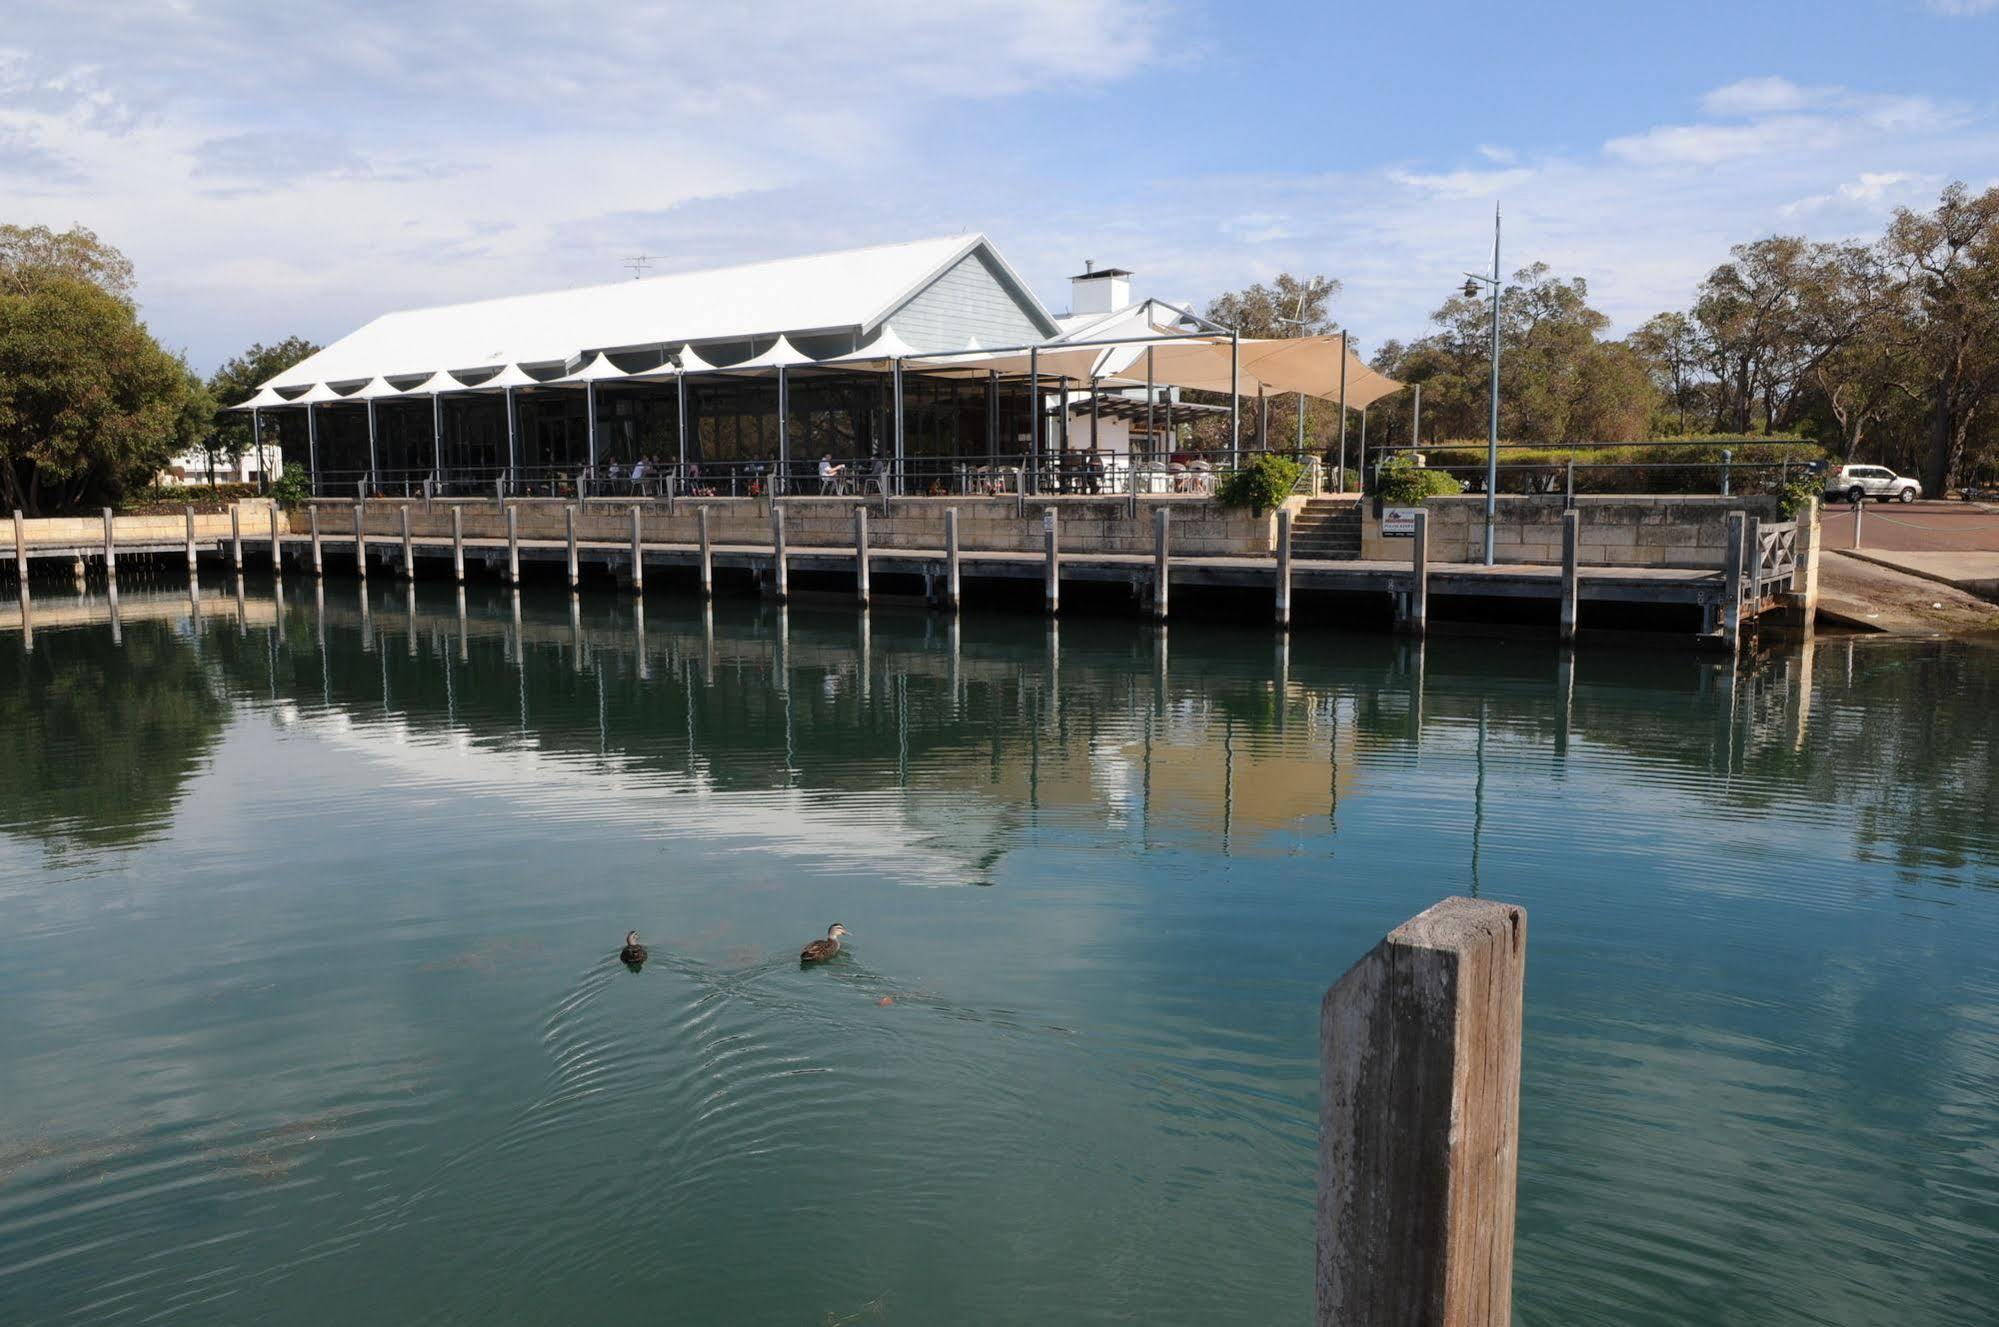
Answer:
[
  {"left": 619, "top": 931, "right": 648, "bottom": 967},
  {"left": 799, "top": 924, "right": 848, "bottom": 964}
]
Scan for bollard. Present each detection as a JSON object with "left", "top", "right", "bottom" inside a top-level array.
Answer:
[
  {"left": 269, "top": 504, "right": 282, "bottom": 577},
  {"left": 230, "top": 505, "right": 243, "bottom": 572},
  {"left": 1153, "top": 507, "right": 1170, "bottom": 621},
  {"left": 103, "top": 508, "right": 116, "bottom": 582},
  {"left": 452, "top": 505, "right": 464, "bottom": 582},
  {"left": 506, "top": 505, "right": 520, "bottom": 584},
  {"left": 629, "top": 505, "right": 644, "bottom": 593},
  {"left": 353, "top": 502, "right": 367, "bottom": 578},
  {"left": 1851, "top": 495, "right": 1863, "bottom": 550},
  {"left": 401, "top": 504, "right": 414, "bottom": 579},
  {"left": 1319, "top": 896, "right": 1527, "bottom": 1327},
  {"left": 854, "top": 507, "right": 871, "bottom": 605},
  {"left": 1559, "top": 508, "right": 1580, "bottom": 642},
  {"left": 1409, "top": 508, "right": 1429, "bottom": 635},
  {"left": 185, "top": 506, "right": 198, "bottom": 578},
  {"left": 943, "top": 507, "right": 961, "bottom": 612},
  {"left": 12, "top": 510, "right": 25, "bottom": 588},
  {"left": 1275, "top": 506, "right": 1293, "bottom": 627},
  {"left": 771, "top": 505, "right": 789, "bottom": 601},
  {"left": 566, "top": 505, "right": 580, "bottom": 589},
  {"left": 697, "top": 505, "right": 713, "bottom": 597},
  {"left": 1043, "top": 508, "right": 1059, "bottom": 615},
  {"left": 310, "top": 505, "right": 323, "bottom": 576}
]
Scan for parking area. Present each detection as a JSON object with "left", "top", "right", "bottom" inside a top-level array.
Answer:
[{"left": 1818, "top": 499, "right": 1999, "bottom": 553}]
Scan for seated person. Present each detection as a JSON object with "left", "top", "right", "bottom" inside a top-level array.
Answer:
[{"left": 818, "top": 454, "right": 846, "bottom": 493}]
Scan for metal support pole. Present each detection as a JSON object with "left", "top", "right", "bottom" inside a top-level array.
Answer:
[
  {"left": 1153, "top": 507, "right": 1170, "bottom": 620},
  {"left": 676, "top": 369, "right": 688, "bottom": 479},
  {"left": 230, "top": 505, "right": 243, "bottom": 573},
  {"left": 103, "top": 508, "right": 116, "bottom": 581},
  {"left": 504, "top": 385, "right": 518, "bottom": 493},
  {"left": 1229, "top": 328, "right": 1241, "bottom": 469},
  {"left": 1146, "top": 347, "right": 1157, "bottom": 460},
  {"left": 629, "top": 505, "right": 644, "bottom": 593},
  {"left": 771, "top": 504, "right": 788, "bottom": 600},
  {"left": 1296, "top": 390, "right": 1306, "bottom": 450},
  {"left": 891, "top": 357, "right": 905, "bottom": 496},
  {"left": 251, "top": 407, "right": 264, "bottom": 494},
  {"left": 353, "top": 502, "right": 367, "bottom": 577},
  {"left": 366, "top": 398, "right": 379, "bottom": 492},
  {"left": 1258, "top": 385, "right": 1268, "bottom": 453},
  {"left": 943, "top": 507, "right": 960, "bottom": 612},
  {"left": 566, "top": 505, "right": 579, "bottom": 588},
  {"left": 506, "top": 505, "right": 520, "bottom": 584},
  {"left": 1028, "top": 347, "right": 1040, "bottom": 494},
  {"left": 307, "top": 402, "right": 319, "bottom": 497},
  {"left": 697, "top": 505, "right": 713, "bottom": 597},
  {"left": 401, "top": 504, "right": 414, "bottom": 579},
  {"left": 1337, "top": 335, "right": 1349, "bottom": 493},
  {"left": 1720, "top": 449, "right": 1732, "bottom": 497},
  {"left": 585, "top": 380, "right": 598, "bottom": 485},
  {"left": 1359, "top": 406, "right": 1368, "bottom": 491},
  {"left": 1043, "top": 508, "right": 1059, "bottom": 615},
  {"left": 433, "top": 389, "right": 444, "bottom": 488},
  {"left": 854, "top": 506, "right": 870, "bottom": 605},
  {"left": 452, "top": 505, "right": 464, "bottom": 582},
  {"left": 1275, "top": 506, "right": 1293, "bottom": 627},
  {"left": 1410, "top": 509, "right": 1429, "bottom": 635},
  {"left": 1565, "top": 459, "right": 1575, "bottom": 510},
  {"left": 1559, "top": 508, "right": 1580, "bottom": 642},
  {"left": 777, "top": 365, "right": 790, "bottom": 496},
  {"left": 310, "top": 505, "right": 323, "bottom": 576},
  {"left": 1412, "top": 382, "right": 1421, "bottom": 448},
  {"left": 1484, "top": 207, "right": 1502, "bottom": 567}
]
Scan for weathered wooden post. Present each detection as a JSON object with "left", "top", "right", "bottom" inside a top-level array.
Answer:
[
  {"left": 1745, "top": 514, "right": 1763, "bottom": 612},
  {"left": 944, "top": 507, "right": 961, "bottom": 612},
  {"left": 629, "top": 505, "right": 644, "bottom": 593},
  {"left": 400, "top": 504, "right": 415, "bottom": 579},
  {"left": 1275, "top": 506, "right": 1293, "bottom": 627},
  {"left": 566, "top": 505, "right": 580, "bottom": 589},
  {"left": 230, "top": 505, "right": 243, "bottom": 573},
  {"left": 268, "top": 503, "right": 282, "bottom": 577},
  {"left": 854, "top": 506, "right": 871, "bottom": 606},
  {"left": 1409, "top": 509, "right": 1429, "bottom": 635},
  {"left": 771, "top": 504, "right": 789, "bottom": 601},
  {"left": 12, "top": 510, "right": 25, "bottom": 589},
  {"left": 1320, "top": 896, "right": 1527, "bottom": 1327},
  {"left": 451, "top": 506, "right": 465, "bottom": 582},
  {"left": 697, "top": 505, "right": 714, "bottom": 597},
  {"left": 506, "top": 505, "right": 520, "bottom": 584},
  {"left": 1721, "top": 510, "right": 1746, "bottom": 652},
  {"left": 309, "top": 505, "right": 323, "bottom": 576},
  {"left": 1559, "top": 508, "right": 1580, "bottom": 642},
  {"left": 184, "top": 506, "right": 198, "bottom": 578},
  {"left": 102, "top": 508, "right": 117, "bottom": 582},
  {"left": 1043, "top": 508, "right": 1060, "bottom": 615},
  {"left": 352, "top": 501, "right": 367, "bottom": 578},
  {"left": 1153, "top": 507, "right": 1170, "bottom": 620}
]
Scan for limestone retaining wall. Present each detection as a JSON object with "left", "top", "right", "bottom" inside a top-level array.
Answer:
[
  {"left": 16, "top": 502, "right": 280, "bottom": 546},
  {"left": 1358, "top": 495, "right": 1780, "bottom": 568}
]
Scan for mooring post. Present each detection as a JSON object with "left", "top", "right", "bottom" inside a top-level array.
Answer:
[
  {"left": 629, "top": 505, "right": 644, "bottom": 593},
  {"left": 1791, "top": 497, "right": 1820, "bottom": 624},
  {"left": 400, "top": 504, "right": 414, "bottom": 579},
  {"left": 310, "top": 505, "right": 323, "bottom": 576},
  {"left": 1559, "top": 507, "right": 1580, "bottom": 642},
  {"left": 451, "top": 506, "right": 464, "bottom": 582},
  {"left": 1153, "top": 507, "right": 1170, "bottom": 620},
  {"left": 268, "top": 503, "right": 282, "bottom": 577},
  {"left": 1851, "top": 495, "right": 1863, "bottom": 550},
  {"left": 185, "top": 506, "right": 198, "bottom": 578},
  {"left": 771, "top": 504, "right": 789, "bottom": 601},
  {"left": 230, "top": 505, "right": 243, "bottom": 573},
  {"left": 566, "top": 505, "right": 580, "bottom": 589},
  {"left": 352, "top": 501, "right": 367, "bottom": 578},
  {"left": 1745, "top": 513, "right": 1763, "bottom": 618},
  {"left": 1043, "top": 508, "right": 1059, "bottom": 615},
  {"left": 854, "top": 506, "right": 871, "bottom": 606},
  {"left": 506, "top": 505, "right": 520, "bottom": 584},
  {"left": 944, "top": 507, "right": 961, "bottom": 612},
  {"left": 1319, "top": 896, "right": 1527, "bottom": 1327},
  {"left": 102, "top": 508, "right": 116, "bottom": 582},
  {"left": 1721, "top": 510, "right": 1746, "bottom": 651},
  {"left": 12, "top": 510, "right": 25, "bottom": 589},
  {"left": 1275, "top": 506, "right": 1293, "bottom": 627},
  {"left": 697, "top": 505, "right": 713, "bottom": 597},
  {"left": 1409, "top": 508, "right": 1429, "bottom": 635}
]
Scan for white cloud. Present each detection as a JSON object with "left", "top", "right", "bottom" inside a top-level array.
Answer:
[
  {"left": 1698, "top": 76, "right": 1830, "bottom": 116},
  {"left": 1780, "top": 170, "right": 1937, "bottom": 217}
]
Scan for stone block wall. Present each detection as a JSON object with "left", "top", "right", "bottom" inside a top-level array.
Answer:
[
  {"left": 1358, "top": 495, "right": 1780, "bottom": 568},
  {"left": 18, "top": 502, "right": 279, "bottom": 546}
]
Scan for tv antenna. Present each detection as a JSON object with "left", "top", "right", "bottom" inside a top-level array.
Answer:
[{"left": 624, "top": 253, "right": 656, "bottom": 280}]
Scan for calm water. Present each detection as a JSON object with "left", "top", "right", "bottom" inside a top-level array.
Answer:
[{"left": 1, "top": 578, "right": 1995, "bottom": 1325}]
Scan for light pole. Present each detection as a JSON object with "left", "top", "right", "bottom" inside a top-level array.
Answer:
[
  {"left": 1278, "top": 277, "right": 1325, "bottom": 456},
  {"left": 1462, "top": 204, "right": 1502, "bottom": 566}
]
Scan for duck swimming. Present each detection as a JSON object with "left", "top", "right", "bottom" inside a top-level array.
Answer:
[
  {"left": 799, "top": 924, "right": 848, "bottom": 964},
  {"left": 619, "top": 931, "right": 648, "bottom": 967}
]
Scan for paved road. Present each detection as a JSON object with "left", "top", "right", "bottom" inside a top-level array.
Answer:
[{"left": 1818, "top": 499, "right": 1999, "bottom": 553}]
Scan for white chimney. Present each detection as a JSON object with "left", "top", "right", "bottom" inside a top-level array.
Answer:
[{"left": 1069, "top": 259, "right": 1132, "bottom": 317}]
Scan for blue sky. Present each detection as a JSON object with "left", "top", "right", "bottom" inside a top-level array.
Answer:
[{"left": 4, "top": 0, "right": 1996, "bottom": 372}]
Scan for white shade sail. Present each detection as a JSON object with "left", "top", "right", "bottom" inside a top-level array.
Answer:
[
  {"left": 350, "top": 376, "right": 407, "bottom": 400},
  {"left": 626, "top": 357, "right": 680, "bottom": 381},
  {"left": 1130, "top": 335, "right": 1403, "bottom": 407},
  {"left": 464, "top": 363, "right": 540, "bottom": 391},
  {"left": 407, "top": 369, "right": 468, "bottom": 395},
  {"left": 552, "top": 353, "right": 630, "bottom": 384},
  {"left": 819, "top": 325, "right": 918, "bottom": 366},
  {"left": 728, "top": 335, "right": 813, "bottom": 370},
  {"left": 674, "top": 344, "right": 717, "bottom": 373},
  {"left": 289, "top": 381, "right": 348, "bottom": 404},
  {"left": 228, "top": 385, "right": 290, "bottom": 411}
]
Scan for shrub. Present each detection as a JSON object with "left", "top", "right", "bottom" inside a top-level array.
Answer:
[
  {"left": 270, "top": 468, "right": 311, "bottom": 509},
  {"left": 1776, "top": 473, "right": 1822, "bottom": 521},
  {"left": 1414, "top": 438, "right": 1828, "bottom": 496},
  {"left": 1216, "top": 453, "right": 1302, "bottom": 515},
  {"left": 1374, "top": 455, "right": 1465, "bottom": 504}
]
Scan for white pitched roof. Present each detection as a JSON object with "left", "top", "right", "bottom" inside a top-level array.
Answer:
[
  {"left": 264, "top": 235, "right": 1025, "bottom": 389},
  {"left": 551, "top": 353, "right": 629, "bottom": 384},
  {"left": 730, "top": 335, "right": 812, "bottom": 369}
]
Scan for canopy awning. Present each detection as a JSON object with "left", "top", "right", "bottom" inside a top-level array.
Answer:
[
  {"left": 407, "top": 369, "right": 468, "bottom": 395},
  {"left": 464, "top": 364, "right": 540, "bottom": 391},
  {"left": 905, "top": 343, "right": 1131, "bottom": 382},
  {"left": 350, "top": 376, "right": 407, "bottom": 400},
  {"left": 228, "top": 385, "right": 290, "bottom": 412},
  {"left": 675, "top": 344, "right": 717, "bottom": 373},
  {"left": 1130, "top": 335, "right": 1403, "bottom": 407},
  {"left": 551, "top": 353, "right": 629, "bottom": 384},
  {"left": 728, "top": 335, "right": 813, "bottom": 370},
  {"left": 289, "top": 381, "right": 348, "bottom": 405},
  {"left": 819, "top": 325, "right": 918, "bottom": 367}
]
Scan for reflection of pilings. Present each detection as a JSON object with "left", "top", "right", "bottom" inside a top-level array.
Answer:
[
  {"left": 1408, "top": 639, "right": 1425, "bottom": 743},
  {"left": 456, "top": 586, "right": 469, "bottom": 663},
  {"left": 1793, "top": 632, "right": 1815, "bottom": 751},
  {"left": 18, "top": 586, "right": 32, "bottom": 652},
  {"left": 946, "top": 613, "right": 960, "bottom": 710},
  {"left": 1470, "top": 698, "right": 1487, "bottom": 897},
  {"left": 701, "top": 600, "right": 715, "bottom": 686},
  {"left": 571, "top": 592, "right": 584, "bottom": 673},
  {"left": 1554, "top": 649, "right": 1575, "bottom": 759},
  {"left": 1275, "top": 630, "right": 1289, "bottom": 732},
  {"left": 509, "top": 588, "right": 523, "bottom": 666},
  {"left": 1045, "top": 618, "right": 1060, "bottom": 733},
  {"left": 859, "top": 610, "right": 872, "bottom": 703},
  {"left": 1153, "top": 623, "right": 1168, "bottom": 717},
  {"left": 356, "top": 579, "right": 371, "bottom": 650},
  {"left": 234, "top": 575, "right": 248, "bottom": 635},
  {"left": 107, "top": 581, "right": 121, "bottom": 646},
  {"left": 774, "top": 604, "right": 790, "bottom": 697},
  {"left": 405, "top": 583, "right": 418, "bottom": 657},
  {"left": 633, "top": 598, "right": 649, "bottom": 681}
]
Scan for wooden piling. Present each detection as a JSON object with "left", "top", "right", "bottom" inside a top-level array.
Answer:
[
  {"left": 1319, "top": 896, "right": 1527, "bottom": 1327},
  {"left": 506, "top": 505, "right": 520, "bottom": 584},
  {"left": 12, "top": 510, "right": 25, "bottom": 588},
  {"left": 1275, "top": 506, "right": 1293, "bottom": 627},
  {"left": 230, "top": 505, "right": 243, "bottom": 573},
  {"left": 944, "top": 507, "right": 961, "bottom": 612},
  {"left": 268, "top": 504, "right": 282, "bottom": 577},
  {"left": 310, "top": 505, "right": 323, "bottom": 576},
  {"left": 1043, "top": 508, "right": 1059, "bottom": 615},
  {"left": 102, "top": 508, "right": 116, "bottom": 582},
  {"left": 629, "top": 505, "right": 644, "bottom": 593},
  {"left": 854, "top": 507, "right": 871, "bottom": 605},
  {"left": 771, "top": 505, "right": 789, "bottom": 601},
  {"left": 566, "top": 505, "right": 580, "bottom": 589},
  {"left": 400, "top": 504, "right": 414, "bottom": 579},
  {"left": 185, "top": 506, "right": 198, "bottom": 577},
  {"left": 1153, "top": 507, "right": 1170, "bottom": 620},
  {"left": 1409, "top": 508, "right": 1429, "bottom": 635},
  {"left": 451, "top": 506, "right": 464, "bottom": 582},
  {"left": 697, "top": 505, "right": 713, "bottom": 597},
  {"left": 1559, "top": 508, "right": 1580, "bottom": 642},
  {"left": 1721, "top": 510, "right": 1746, "bottom": 651},
  {"left": 352, "top": 502, "right": 367, "bottom": 578}
]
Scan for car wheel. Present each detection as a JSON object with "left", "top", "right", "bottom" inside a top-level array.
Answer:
[
  {"left": 1847, "top": 487, "right": 1865, "bottom": 505},
  {"left": 1898, "top": 487, "right": 1916, "bottom": 503}
]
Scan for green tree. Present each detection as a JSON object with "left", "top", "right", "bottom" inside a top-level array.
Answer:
[
  {"left": 0, "top": 223, "right": 135, "bottom": 302},
  {"left": 1198, "top": 273, "right": 1344, "bottom": 449},
  {"left": 206, "top": 336, "right": 319, "bottom": 482},
  {"left": 1882, "top": 182, "right": 1999, "bottom": 493}
]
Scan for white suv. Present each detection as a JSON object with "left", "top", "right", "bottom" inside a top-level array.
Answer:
[{"left": 1825, "top": 464, "right": 1922, "bottom": 504}]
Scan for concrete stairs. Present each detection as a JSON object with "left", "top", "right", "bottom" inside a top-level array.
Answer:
[{"left": 1291, "top": 497, "right": 1362, "bottom": 560}]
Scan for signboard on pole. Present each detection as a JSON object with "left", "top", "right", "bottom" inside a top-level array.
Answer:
[{"left": 1382, "top": 507, "right": 1422, "bottom": 538}]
